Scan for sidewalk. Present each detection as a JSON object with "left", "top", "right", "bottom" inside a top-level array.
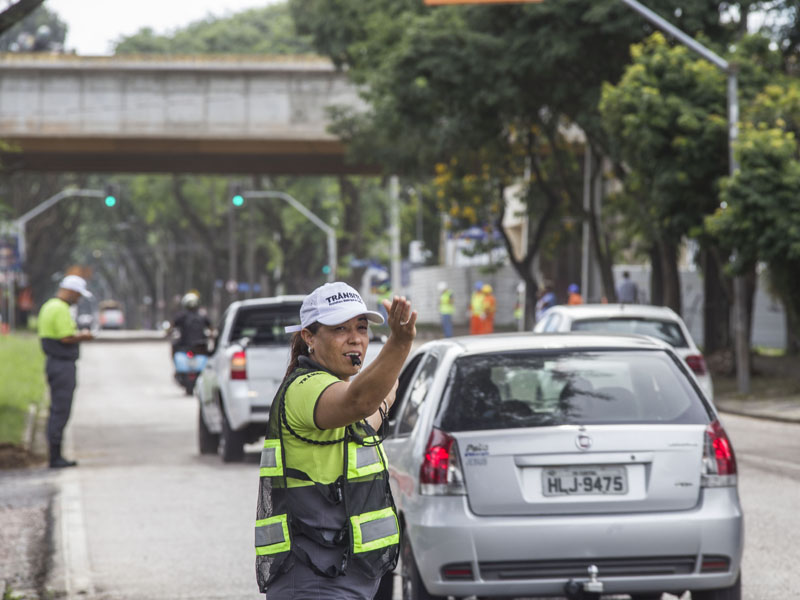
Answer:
[{"left": 715, "top": 395, "right": 800, "bottom": 424}]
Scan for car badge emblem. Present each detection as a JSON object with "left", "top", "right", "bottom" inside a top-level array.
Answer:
[{"left": 576, "top": 434, "right": 593, "bottom": 451}]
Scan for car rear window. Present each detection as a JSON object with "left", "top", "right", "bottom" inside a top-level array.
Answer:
[
  {"left": 439, "top": 350, "right": 709, "bottom": 432},
  {"left": 229, "top": 304, "right": 301, "bottom": 346},
  {"left": 570, "top": 318, "right": 689, "bottom": 348}
]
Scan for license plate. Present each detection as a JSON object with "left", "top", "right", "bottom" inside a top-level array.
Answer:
[{"left": 542, "top": 466, "right": 628, "bottom": 496}]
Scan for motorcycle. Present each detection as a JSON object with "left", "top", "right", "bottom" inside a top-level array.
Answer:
[{"left": 173, "top": 343, "right": 209, "bottom": 395}]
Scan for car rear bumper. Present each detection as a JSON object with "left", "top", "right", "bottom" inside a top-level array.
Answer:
[{"left": 405, "top": 487, "right": 743, "bottom": 597}]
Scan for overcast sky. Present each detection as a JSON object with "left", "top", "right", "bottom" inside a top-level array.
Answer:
[{"left": 45, "top": 0, "right": 274, "bottom": 55}]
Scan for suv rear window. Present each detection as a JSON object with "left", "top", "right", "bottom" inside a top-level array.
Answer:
[
  {"left": 229, "top": 304, "right": 301, "bottom": 346},
  {"left": 570, "top": 318, "right": 689, "bottom": 348},
  {"left": 439, "top": 350, "right": 708, "bottom": 432}
]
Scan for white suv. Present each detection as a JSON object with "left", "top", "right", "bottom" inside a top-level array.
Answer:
[
  {"left": 534, "top": 304, "right": 714, "bottom": 401},
  {"left": 196, "top": 295, "right": 385, "bottom": 462},
  {"left": 196, "top": 296, "right": 305, "bottom": 461}
]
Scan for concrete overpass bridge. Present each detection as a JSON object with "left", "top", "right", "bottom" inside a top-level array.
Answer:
[{"left": 0, "top": 54, "right": 376, "bottom": 175}]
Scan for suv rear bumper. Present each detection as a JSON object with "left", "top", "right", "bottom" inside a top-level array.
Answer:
[{"left": 406, "top": 487, "right": 743, "bottom": 597}]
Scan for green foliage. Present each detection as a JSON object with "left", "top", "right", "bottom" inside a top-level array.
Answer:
[
  {"left": 114, "top": 4, "right": 315, "bottom": 55},
  {"left": 709, "top": 80, "right": 800, "bottom": 271},
  {"left": 0, "top": 334, "right": 45, "bottom": 445},
  {"left": 600, "top": 32, "right": 728, "bottom": 242}
]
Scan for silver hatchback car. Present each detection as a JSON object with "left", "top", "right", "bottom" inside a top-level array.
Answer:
[{"left": 383, "top": 333, "right": 742, "bottom": 600}]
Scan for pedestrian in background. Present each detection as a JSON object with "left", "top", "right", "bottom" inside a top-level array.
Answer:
[
  {"left": 469, "top": 281, "right": 484, "bottom": 335},
  {"left": 37, "top": 275, "right": 94, "bottom": 468},
  {"left": 437, "top": 281, "right": 454, "bottom": 337},
  {"left": 567, "top": 283, "right": 583, "bottom": 305},
  {"left": 480, "top": 283, "right": 496, "bottom": 334},
  {"left": 617, "top": 270, "right": 639, "bottom": 304},
  {"left": 535, "top": 281, "right": 556, "bottom": 323},
  {"left": 255, "top": 281, "right": 416, "bottom": 598}
]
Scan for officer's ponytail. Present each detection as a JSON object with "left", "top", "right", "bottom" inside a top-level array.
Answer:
[{"left": 285, "top": 323, "right": 320, "bottom": 379}]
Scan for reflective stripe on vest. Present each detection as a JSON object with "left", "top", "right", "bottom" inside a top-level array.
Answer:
[
  {"left": 255, "top": 514, "right": 291, "bottom": 556},
  {"left": 347, "top": 437, "right": 387, "bottom": 480},
  {"left": 259, "top": 439, "right": 284, "bottom": 478},
  {"left": 350, "top": 507, "right": 399, "bottom": 553}
]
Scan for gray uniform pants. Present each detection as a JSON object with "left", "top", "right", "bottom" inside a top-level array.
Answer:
[{"left": 46, "top": 358, "right": 77, "bottom": 447}]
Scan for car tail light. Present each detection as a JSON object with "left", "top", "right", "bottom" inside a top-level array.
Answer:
[
  {"left": 231, "top": 350, "right": 247, "bottom": 380},
  {"left": 441, "top": 563, "right": 474, "bottom": 580},
  {"left": 187, "top": 351, "right": 195, "bottom": 359},
  {"left": 420, "top": 428, "right": 466, "bottom": 496},
  {"left": 685, "top": 354, "right": 707, "bottom": 376},
  {"left": 700, "top": 555, "right": 730, "bottom": 573},
  {"left": 701, "top": 420, "right": 737, "bottom": 487}
]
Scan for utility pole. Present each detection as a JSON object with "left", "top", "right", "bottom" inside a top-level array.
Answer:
[
  {"left": 389, "top": 176, "right": 402, "bottom": 297},
  {"left": 227, "top": 201, "right": 238, "bottom": 302}
]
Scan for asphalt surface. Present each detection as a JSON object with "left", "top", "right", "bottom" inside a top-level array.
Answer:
[{"left": 1, "top": 335, "right": 799, "bottom": 599}]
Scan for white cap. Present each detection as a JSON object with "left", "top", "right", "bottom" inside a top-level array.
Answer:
[
  {"left": 59, "top": 275, "right": 93, "bottom": 298},
  {"left": 437, "top": 281, "right": 448, "bottom": 292},
  {"left": 285, "top": 282, "right": 384, "bottom": 333}
]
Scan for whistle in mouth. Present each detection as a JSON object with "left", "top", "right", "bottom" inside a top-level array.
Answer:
[{"left": 350, "top": 355, "right": 362, "bottom": 366}]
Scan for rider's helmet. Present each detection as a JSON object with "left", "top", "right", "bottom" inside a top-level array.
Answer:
[{"left": 181, "top": 292, "right": 200, "bottom": 309}]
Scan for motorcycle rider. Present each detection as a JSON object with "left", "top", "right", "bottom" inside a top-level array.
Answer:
[{"left": 169, "top": 292, "right": 212, "bottom": 381}]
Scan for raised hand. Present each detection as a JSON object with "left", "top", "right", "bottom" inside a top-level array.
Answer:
[{"left": 382, "top": 296, "right": 417, "bottom": 344}]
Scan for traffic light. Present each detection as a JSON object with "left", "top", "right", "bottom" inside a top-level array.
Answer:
[
  {"left": 321, "top": 265, "right": 331, "bottom": 275},
  {"left": 104, "top": 184, "right": 117, "bottom": 207},
  {"left": 231, "top": 185, "right": 244, "bottom": 207}
]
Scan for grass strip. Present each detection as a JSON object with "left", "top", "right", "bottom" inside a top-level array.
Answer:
[{"left": 0, "top": 333, "right": 45, "bottom": 445}]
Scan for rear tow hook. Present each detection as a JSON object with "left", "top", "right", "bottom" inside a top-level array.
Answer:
[{"left": 564, "top": 564, "right": 604, "bottom": 600}]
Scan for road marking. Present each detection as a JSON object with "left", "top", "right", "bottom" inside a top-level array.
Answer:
[{"left": 59, "top": 469, "right": 94, "bottom": 599}]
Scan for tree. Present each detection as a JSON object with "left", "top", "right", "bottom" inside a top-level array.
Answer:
[
  {"left": 600, "top": 33, "right": 729, "bottom": 314},
  {"left": 291, "top": 0, "right": 734, "bottom": 321},
  {"left": 708, "top": 78, "right": 800, "bottom": 354},
  {"left": 114, "top": 4, "right": 315, "bottom": 55}
]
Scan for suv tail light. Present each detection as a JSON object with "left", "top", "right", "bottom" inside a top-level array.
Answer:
[
  {"left": 701, "top": 420, "right": 737, "bottom": 487},
  {"left": 685, "top": 354, "right": 707, "bottom": 376},
  {"left": 420, "top": 428, "right": 466, "bottom": 496},
  {"left": 231, "top": 350, "right": 247, "bottom": 380}
]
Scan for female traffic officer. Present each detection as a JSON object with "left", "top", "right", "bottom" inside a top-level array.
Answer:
[{"left": 255, "top": 281, "right": 416, "bottom": 599}]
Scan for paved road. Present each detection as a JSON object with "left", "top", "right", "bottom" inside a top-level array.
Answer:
[
  {"left": 45, "top": 341, "right": 800, "bottom": 600},
  {"left": 55, "top": 340, "right": 262, "bottom": 599},
  {"left": 718, "top": 413, "right": 800, "bottom": 599}
]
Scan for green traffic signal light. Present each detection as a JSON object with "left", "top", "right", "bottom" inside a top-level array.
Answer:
[
  {"left": 104, "top": 184, "right": 117, "bottom": 207},
  {"left": 231, "top": 184, "right": 244, "bottom": 207},
  {"left": 321, "top": 265, "right": 331, "bottom": 275}
]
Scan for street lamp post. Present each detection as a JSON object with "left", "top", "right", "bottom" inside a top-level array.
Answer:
[
  {"left": 14, "top": 188, "right": 107, "bottom": 265},
  {"left": 619, "top": 0, "right": 749, "bottom": 393},
  {"left": 239, "top": 190, "right": 338, "bottom": 283}
]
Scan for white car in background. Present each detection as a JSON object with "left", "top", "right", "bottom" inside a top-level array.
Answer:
[{"left": 534, "top": 304, "right": 713, "bottom": 401}]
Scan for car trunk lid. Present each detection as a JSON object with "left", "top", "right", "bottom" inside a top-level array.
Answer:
[{"left": 455, "top": 424, "right": 705, "bottom": 516}]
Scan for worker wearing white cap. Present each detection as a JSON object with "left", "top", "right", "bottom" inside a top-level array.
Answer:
[{"left": 37, "top": 275, "right": 94, "bottom": 468}]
